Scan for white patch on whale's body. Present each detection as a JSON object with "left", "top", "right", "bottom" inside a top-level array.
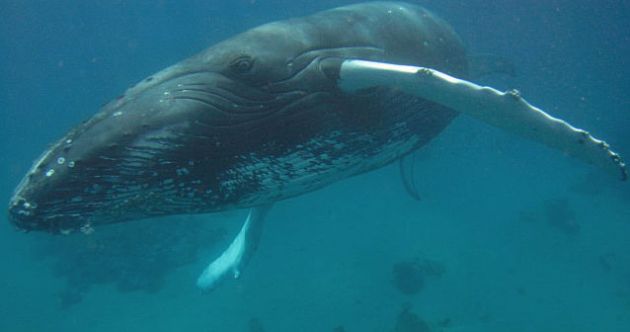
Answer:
[{"left": 223, "top": 121, "right": 422, "bottom": 206}]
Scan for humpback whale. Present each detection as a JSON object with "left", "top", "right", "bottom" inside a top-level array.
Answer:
[{"left": 7, "top": 2, "right": 626, "bottom": 290}]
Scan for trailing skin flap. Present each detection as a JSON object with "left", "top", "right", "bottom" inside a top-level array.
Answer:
[{"left": 337, "top": 60, "right": 627, "bottom": 181}]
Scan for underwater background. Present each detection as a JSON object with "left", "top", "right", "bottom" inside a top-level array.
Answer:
[{"left": 1, "top": 0, "right": 629, "bottom": 331}]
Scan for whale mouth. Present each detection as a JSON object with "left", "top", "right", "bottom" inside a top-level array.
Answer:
[
  {"left": 8, "top": 196, "right": 40, "bottom": 232},
  {"left": 8, "top": 196, "right": 82, "bottom": 233}
]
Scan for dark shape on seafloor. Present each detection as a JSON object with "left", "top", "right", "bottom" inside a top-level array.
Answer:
[
  {"left": 248, "top": 317, "right": 265, "bottom": 332},
  {"left": 544, "top": 199, "right": 580, "bottom": 235},
  {"left": 57, "top": 285, "right": 86, "bottom": 309},
  {"left": 31, "top": 215, "right": 224, "bottom": 308},
  {"left": 597, "top": 252, "right": 616, "bottom": 272},
  {"left": 569, "top": 171, "right": 630, "bottom": 201},
  {"left": 393, "top": 304, "right": 431, "bottom": 332},
  {"left": 392, "top": 258, "right": 446, "bottom": 295}
]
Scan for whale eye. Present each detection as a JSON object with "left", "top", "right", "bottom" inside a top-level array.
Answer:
[{"left": 230, "top": 56, "right": 254, "bottom": 74}]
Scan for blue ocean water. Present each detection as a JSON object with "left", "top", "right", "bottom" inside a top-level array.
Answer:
[{"left": 1, "top": 0, "right": 629, "bottom": 331}]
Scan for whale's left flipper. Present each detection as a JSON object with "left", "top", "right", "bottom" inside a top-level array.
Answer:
[
  {"left": 197, "top": 205, "right": 272, "bottom": 290},
  {"left": 336, "top": 60, "right": 627, "bottom": 181}
]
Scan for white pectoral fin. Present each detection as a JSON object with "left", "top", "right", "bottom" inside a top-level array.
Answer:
[
  {"left": 196, "top": 205, "right": 272, "bottom": 291},
  {"left": 338, "top": 59, "right": 627, "bottom": 181}
]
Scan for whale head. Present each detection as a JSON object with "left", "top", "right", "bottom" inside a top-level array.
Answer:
[{"left": 7, "top": 23, "right": 347, "bottom": 233}]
